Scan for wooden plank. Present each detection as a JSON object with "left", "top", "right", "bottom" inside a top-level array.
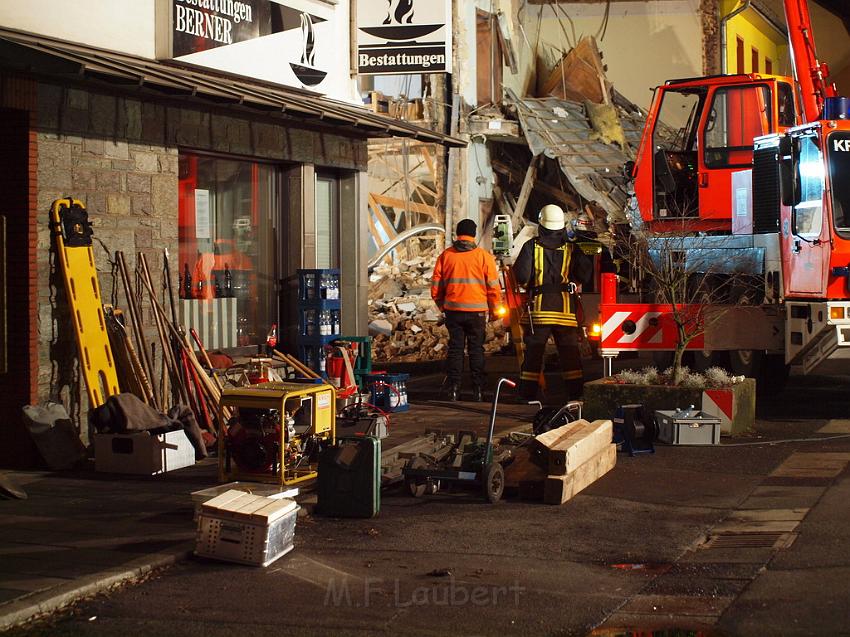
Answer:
[
  {"left": 543, "top": 444, "right": 617, "bottom": 505},
  {"left": 492, "top": 160, "right": 580, "bottom": 210},
  {"left": 541, "top": 36, "right": 608, "bottom": 104},
  {"left": 513, "top": 155, "right": 538, "bottom": 226},
  {"left": 534, "top": 419, "right": 613, "bottom": 476},
  {"left": 372, "top": 193, "right": 440, "bottom": 218},
  {"left": 504, "top": 446, "right": 546, "bottom": 489}
]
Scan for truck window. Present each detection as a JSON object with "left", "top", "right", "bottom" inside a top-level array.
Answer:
[
  {"left": 704, "top": 85, "right": 772, "bottom": 169},
  {"left": 795, "top": 135, "right": 824, "bottom": 238},
  {"left": 653, "top": 89, "right": 704, "bottom": 153},
  {"left": 827, "top": 131, "right": 850, "bottom": 237},
  {"left": 778, "top": 82, "right": 796, "bottom": 127}
]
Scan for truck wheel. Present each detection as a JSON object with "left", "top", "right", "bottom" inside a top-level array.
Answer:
[{"left": 482, "top": 463, "right": 505, "bottom": 503}]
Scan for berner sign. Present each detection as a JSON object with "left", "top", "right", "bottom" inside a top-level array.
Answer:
[
  {"left": 173, "top": 0, "right": 260, "bottom": 56},
  {"left": 357, "top": 0, "right": 452, "bottom": 75}
]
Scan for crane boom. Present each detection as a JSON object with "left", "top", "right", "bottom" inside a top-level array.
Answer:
[{"left": 783, "top": 0, "right": 838, "bottom": 122}]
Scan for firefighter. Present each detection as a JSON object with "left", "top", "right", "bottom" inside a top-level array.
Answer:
[
  {"left": 513, "top": 204, "right": 593, "bottom": 402},
  {"left": 431, "top": 219, "right": 502, "bottom": 402}
]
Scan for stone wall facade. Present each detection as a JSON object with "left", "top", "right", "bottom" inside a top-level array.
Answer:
[{"left": 33, "top": 80, "right": 369, "bottom": 435}]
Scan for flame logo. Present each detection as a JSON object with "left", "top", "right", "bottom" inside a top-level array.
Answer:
[
  {"left": 300, "top": 13, "right": 316, "bottom": 67},
  {"left": 383, "top": 0, "right": 415, "bottom": 25}
]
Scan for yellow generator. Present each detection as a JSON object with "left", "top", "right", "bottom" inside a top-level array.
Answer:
[{"left": 219, "top": 382, "right": 336, "bottom": 486}]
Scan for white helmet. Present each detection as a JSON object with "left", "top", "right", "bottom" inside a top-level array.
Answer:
[{"left": 538, "top": 204, "right": 565, "bottom": 231}]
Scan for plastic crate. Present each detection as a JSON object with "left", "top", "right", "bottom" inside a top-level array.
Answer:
[
  {"left": 296, "top": 334, "right": 337, "bottom": 375},
  {"left": 299, "top": 306, "right": 341, "bottom": 338},
  {"left": 298, "top": 269, "right": 341, "bottom": 304},
  {"left": 365, "top": 372, "right": 410, "bottom": 413},
  {"left": 196, "top": 490, "right": 299, "bottom": 567}
]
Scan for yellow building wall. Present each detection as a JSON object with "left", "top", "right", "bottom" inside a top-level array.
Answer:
[{"left": 721, "top": 0, "right": 789, "bottom": 76}]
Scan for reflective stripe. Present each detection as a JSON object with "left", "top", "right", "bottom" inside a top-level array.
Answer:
[
  {"left": 443, "top": 277, "right": 488, "bottom": 285},
  {"left": 533, "top": 243, "right": 543, "bottom": 313},
  {"left": 443, "top": 300, "right": 489, "bottom": 310},
  {"left": 520, "top": 371, "right": 539, "bottom": 381},
  {"left": 562, "top": 370, "right": 583, "bottom": 380},
  {"left": 486, "top": 279, "right": 500, "bottom": 287},
  {"left": 561, "top": 246, "right": 571, "bottom": 316}
]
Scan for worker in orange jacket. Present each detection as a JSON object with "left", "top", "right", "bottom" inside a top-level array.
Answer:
[{"left": 431, "top": 219, "right": 502, "bottom": 402}]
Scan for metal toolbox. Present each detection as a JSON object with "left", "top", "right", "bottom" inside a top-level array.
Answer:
[
  {"left": 655, "top": 409, "right": 722, "bottom": 445},
  {"left": 196, "top": 490, "right": 299, "bottom": 567}
]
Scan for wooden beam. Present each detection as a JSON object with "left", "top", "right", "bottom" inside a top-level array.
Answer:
[
  {"left": 512, "top": 155, "right": 539, "bottom": 226},
  {"left": 371, "top": 193, "right": 440, "bottom": 218},
  {"left": 492, "top": 159, "right": 580, "bottom": 211}
]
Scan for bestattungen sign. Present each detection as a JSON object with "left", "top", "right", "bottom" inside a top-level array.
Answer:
[{"left": 357, "top": 0, "right": 452, "bottom": 75}]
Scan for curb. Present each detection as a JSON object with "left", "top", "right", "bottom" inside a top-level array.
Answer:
[{"left": 0, "top": 545, "right": 193, "bottom": 631}]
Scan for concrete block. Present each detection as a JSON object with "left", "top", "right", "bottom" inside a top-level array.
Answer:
[
  {"left": 107, "top": 193, "right": 131, "bottom": 215},
  {"left": 127, "top": 173, "right": 152, "bottom": 194},
  {"left": 151, "top": 174, "right": 177, "bottom": 217},
  {"left": 103, "top": 140, "right": 129, "bottom": 160},
  {"left": 133, "top": 151, "right": 159, "bottom": 173},
  {"left": 96, "top": 171, "right": 121, "bottom": 192}
]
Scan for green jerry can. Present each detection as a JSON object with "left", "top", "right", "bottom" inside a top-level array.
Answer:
[{"left": 317, "top": 436, "right": 381, "bottom": 518}]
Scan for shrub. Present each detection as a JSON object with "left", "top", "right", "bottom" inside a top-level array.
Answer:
[{"left": 614, "top": 364, "right": 743, "bottom": 388}]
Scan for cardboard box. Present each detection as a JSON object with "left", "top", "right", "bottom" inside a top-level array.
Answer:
[
  {"left": 94, "top": 429, "right": 195, "bottom": 475},
  {"left": 655, "top": 410, "right": 722, "bottom": 445},
  {"left": 196, "top": 490, "right": 299, "bottom": 567}
]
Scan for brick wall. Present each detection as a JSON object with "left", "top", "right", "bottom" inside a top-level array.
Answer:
[{"left": 0, "top": 75, "right": 39, "bottom": 467}]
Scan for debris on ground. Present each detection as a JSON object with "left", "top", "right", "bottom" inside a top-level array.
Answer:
[{"left": 368, "top": 249, "right": 507, "bottom": 363}]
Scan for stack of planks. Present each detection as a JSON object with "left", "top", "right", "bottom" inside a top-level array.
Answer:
[{"left": 505, "top": 419, "right": 616, "bottom": 505}]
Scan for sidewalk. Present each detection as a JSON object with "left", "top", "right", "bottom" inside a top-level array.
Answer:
[
  {"left": 0, "top": 463, "right": 213, "bottom": 630},
  {"left": 0, "top": 379, "right": 541, "bottom": 632}
]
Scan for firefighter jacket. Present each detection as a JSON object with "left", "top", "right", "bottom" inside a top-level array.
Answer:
[
  {"left": 431, "top": 236, "right": 502, "bottom": 314},
  {"left": 513, "top": 227, "right": 593, "bottom": 327}
]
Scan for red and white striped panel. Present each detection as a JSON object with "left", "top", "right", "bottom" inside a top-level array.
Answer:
[{"left": 600, "top": 304, "right": 705, "bottom": 351}]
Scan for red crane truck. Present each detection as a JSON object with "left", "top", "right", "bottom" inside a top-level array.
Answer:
[{"left": 598, "top": 0, "right": 850, "bottom": 387}]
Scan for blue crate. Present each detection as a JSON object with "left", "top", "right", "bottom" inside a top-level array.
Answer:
[
  {"left": 298, "top": 269, "right": 341, "bottom": 304},
  {"left": 364, "top": 373, "right": 410, "bottom": 413},
  {"left": 299, "top": 306, "right": 342, "bottom": 338},
  {"left": 295, "top": 334, "right": 338, "bottom": 375}
]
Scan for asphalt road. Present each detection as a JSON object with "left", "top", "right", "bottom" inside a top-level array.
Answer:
[{"left": 7, "top": 364, "right": 850, "bottom": 637}]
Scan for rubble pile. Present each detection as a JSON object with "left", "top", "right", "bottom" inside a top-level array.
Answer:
[{"left": 368, "top": 252, "right": 507, "bottom": 363}]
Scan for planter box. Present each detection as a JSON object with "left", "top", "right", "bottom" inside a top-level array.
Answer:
[{"left": 583, "top": 378, "right": 756, "bottom": 437}]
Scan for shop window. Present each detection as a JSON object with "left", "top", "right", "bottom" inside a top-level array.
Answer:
[
  {"left": 178, "top": 153, "right": 280, "bottom": 348},
  {"left": 704, "top": 85, "right": 772, "bottom": 168},
  {"left": 315, "top": 174, "right": 339, "bottom": 269},
  {"left": 477, "top": 9, "right": 503, "bottom": 106}
]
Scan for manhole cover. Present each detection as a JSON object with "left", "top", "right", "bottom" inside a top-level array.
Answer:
[{"left": 700, "top": 532, "right": 796, "bottom": 550}]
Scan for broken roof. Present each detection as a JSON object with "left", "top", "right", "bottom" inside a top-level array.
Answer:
[{"left": 506, "top": 90, "right": 646, "bottom": 222}]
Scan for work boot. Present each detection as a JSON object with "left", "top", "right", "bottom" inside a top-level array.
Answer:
[
  {"left": 447, "top": 385, "right": 460, "bottom": 402},
  {"left": 472, "top": 385, "right": 483, "bottom": 402}
]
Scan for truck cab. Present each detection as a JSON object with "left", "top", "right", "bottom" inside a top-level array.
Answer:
[{"left": 632, "top": 75, "right": 799, "bottom": 232}]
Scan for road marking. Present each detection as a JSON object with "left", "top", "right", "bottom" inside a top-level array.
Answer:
[
  {"left": 818, "top": 419, "right": 850, "bottom": 433},
  {"left": 769, "top": 452, "right": 850, "bottom": 478}
]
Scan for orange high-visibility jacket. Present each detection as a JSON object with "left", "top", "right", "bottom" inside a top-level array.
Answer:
[{"left": 431, "top": 236, "right": 502, "bottom": 313}]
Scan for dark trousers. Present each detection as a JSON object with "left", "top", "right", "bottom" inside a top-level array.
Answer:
[
  {"left": 518, "top": 324, "right": 584, "bottom": 400},
  {"left": 444, "top": 310, "right": 486, "bottom": 387}
]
